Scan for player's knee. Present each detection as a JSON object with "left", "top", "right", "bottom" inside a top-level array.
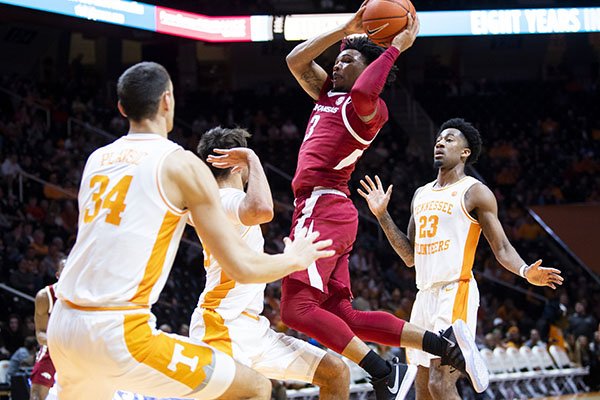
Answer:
[
  {"left": 252, "top": 377, "right": 272, "bottom": 399},
  {"left": 239, "top": 374, "right": 271, "bottom": 399},
  {"left": 279, "top": 301, "right": 294, "bottom": 328},
  {"left": 224, "top": 363, "right": 272, "bottom": 400},
  {"left": 313, "top": 354, "right": 350, "bottom": 388},
  {"left": 280, "top": 300, "right": 303, "bottom": 330}
]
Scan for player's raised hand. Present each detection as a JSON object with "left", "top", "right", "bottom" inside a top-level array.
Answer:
[
  {"left": 524, "top": 259, "right": 564, "bottom": 289},
  {"left": 207, "top": 147, "right": 256, "bottom": 174},
  {"left": 343, "top": 0, "right": 369, "bottom": 36},
  {"left": 357, "top": 175, "right": 392, "bottom": 219},
  {"left": 283, "top": 227, "right": 335, "bottom": 272},
  {"left": 391, "top": 13, "right": 420, "bottom": 53}
]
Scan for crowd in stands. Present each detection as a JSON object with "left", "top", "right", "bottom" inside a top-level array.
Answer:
[{"left": 0, "top": 59, "right": 599, "bottom": 394}]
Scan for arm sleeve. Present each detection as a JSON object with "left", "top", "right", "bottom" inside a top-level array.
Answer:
[{"left": 350, "top": 46, "right": 400, "bottom": 117}]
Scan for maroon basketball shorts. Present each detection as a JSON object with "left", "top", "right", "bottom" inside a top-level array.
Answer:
[
  {"left": 31, "top": 345, "right": 56, "bottom": 387},
  {"left": 286, "top": 188, "right": 358, "bottom": 295}
]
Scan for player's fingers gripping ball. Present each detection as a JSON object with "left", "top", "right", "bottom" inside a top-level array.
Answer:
[{"left": 362, "top": 0, "right": 416, "bottom": 46}]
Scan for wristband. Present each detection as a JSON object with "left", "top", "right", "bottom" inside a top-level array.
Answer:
[{"left": 519, "top": 264, "right": 529, "bottom": 279}]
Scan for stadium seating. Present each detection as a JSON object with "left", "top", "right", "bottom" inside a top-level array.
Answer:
[
  {"left": 548, "top": 345, "right": 590, "bottom": 393},
  {"left": 481, "top": 345, "right": 591, "bottom": 399}
]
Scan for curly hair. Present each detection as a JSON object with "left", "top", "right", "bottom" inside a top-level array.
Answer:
[
  {"left": 438, "top": 118, "right": 482, "bottom": 165},
  {"left": 341, "top": 36, "right": 397, "bottom": 85}
]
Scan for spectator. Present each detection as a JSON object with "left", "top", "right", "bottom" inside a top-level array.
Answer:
[
  {"left": 24, "top": 197, "right": 45, "bottom": 223},
  {"left": 590, "top": 324, "right": 600, "bottom": 389},
  {"left": 9, "top": 258, "right": 37, "bottom": 294},
  {"left": 1, "top": 154, "right": 21, "bottom": 179},
  {"left": 505, "top": 326, "right": 523, "bottom": 348},
  {"left": 6, "top": 336, "right": 37, "bottom": 378},
  {"left": 569, "top": 302, "right": 597, "bottom": 340},
  {"left": 1, "top": 155, "right": 21, "bottom": 196},
  {"left": 497, "top": 298, "right": 523, "bottom": 326},
  {"left": 573, "top": 335, "right": 592, "bottom": 367},
  {"left": 29, "top": 229, "right": 48, "bottom": 257},
  {"left": 524, "top": 328, "right": 546, "bottom": 348}
]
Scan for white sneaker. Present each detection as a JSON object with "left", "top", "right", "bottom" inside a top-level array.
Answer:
[{"left": 440, "top": 319, "right": 490, "bottom": 393}]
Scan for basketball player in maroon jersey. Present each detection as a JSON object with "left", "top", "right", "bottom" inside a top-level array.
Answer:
[
  {"left": 30, "top": 259, "right": 64, "bottom": 400},
  {"left": 281, "top": 4, "right": 488, "bottom": 400}
]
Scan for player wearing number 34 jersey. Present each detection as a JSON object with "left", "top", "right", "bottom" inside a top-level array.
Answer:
[{"left": 47, "top": 62, "right": 334, "bottom": 400}]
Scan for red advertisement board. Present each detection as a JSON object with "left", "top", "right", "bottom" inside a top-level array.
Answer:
[{"left": 155, "top": 6, "right": 252, "bottom": 42}]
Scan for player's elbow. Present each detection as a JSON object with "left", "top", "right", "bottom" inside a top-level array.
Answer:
[
  {"left": 231, "top": 265, "right": 260, "bottom": 285},
  {"left": 223, "top": 262, "right": 254, "bottom": 284},
  {"left": 240, "top": 206, "right": 274, "bottom": 226},
  {"left": 256, "top": 207, "right": 274, "bottom": 223},
  {"left": 286, "top": 50, "right": 311, "bottom": 75},
  {"left": 286, "top": 52, "right": 300, "bottom": 71},
  {"left": 350, "top": 85, "right": 369, "bottom": 99}
]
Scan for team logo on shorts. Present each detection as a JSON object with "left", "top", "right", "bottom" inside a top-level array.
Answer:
[{"left": 335, "top": 96, "right": 345, "bottom": 106}]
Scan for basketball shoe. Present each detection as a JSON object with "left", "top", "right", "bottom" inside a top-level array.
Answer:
[{"left": 371, "top": 358, "right": 417, "bottom": 400}]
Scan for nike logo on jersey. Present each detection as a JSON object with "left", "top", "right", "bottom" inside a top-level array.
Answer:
[{"left": 366, "top": 23, "right": 389, "bottom": 36}]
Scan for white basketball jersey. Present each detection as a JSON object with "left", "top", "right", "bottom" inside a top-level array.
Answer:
[
  {"left": 56, "top": 133, "right": 189, "bottom": 307},
  {"left": 197, "top": 188, "right": 265, "bottom": 320},
  {"left": 412, "top": 176, "right": 482, "bottom": 290}
]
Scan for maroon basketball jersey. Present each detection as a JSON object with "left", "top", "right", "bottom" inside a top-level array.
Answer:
[{"left": 292, "top": 80, "right": 388, "bottom": 197}]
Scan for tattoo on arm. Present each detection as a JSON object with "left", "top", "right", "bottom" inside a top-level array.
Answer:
[
  {"left": 300, "top": 69, "right": 324, "bottom": 95},
  {"left": 379, "top": 212, "right": 414, "bottom": 266}
]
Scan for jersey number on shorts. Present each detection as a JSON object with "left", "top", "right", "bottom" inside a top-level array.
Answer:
[
  {"left": 418, "top": 215, "right": 439, "bottom": 238},
  {"left": 83, "top": 175, "right": 133, "bottom": 226}
]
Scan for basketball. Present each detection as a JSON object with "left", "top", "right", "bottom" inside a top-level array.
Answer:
[{"left": 362, "top": 0, "right": 416, "bottom": 46}]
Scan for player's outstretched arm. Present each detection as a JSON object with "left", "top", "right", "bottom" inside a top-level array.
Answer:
[
  {"left": 467, "top": 183, "right": 564, "bottom": 289},
  {"left": 207, "top": 147, "right": 274, "bottom": 225},
  {"left": 163, "top": 150, "right": 334, "bottom": 284},
  {"left": 286, "top": 2, "right": 367, "bottom": 100},
  {"left": 34, "top": 288, "right": 50, "bottom": 346},
  {"left": 350, "top": 15, "right": 419, "bottom": 123},
  {"left": 358, "top": 175, "right": 415, "bottom": 266}
]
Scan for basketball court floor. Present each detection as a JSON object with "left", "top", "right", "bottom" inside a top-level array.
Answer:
[{"left": 536, "top": 393, "right": 600, "bottom": 399}]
